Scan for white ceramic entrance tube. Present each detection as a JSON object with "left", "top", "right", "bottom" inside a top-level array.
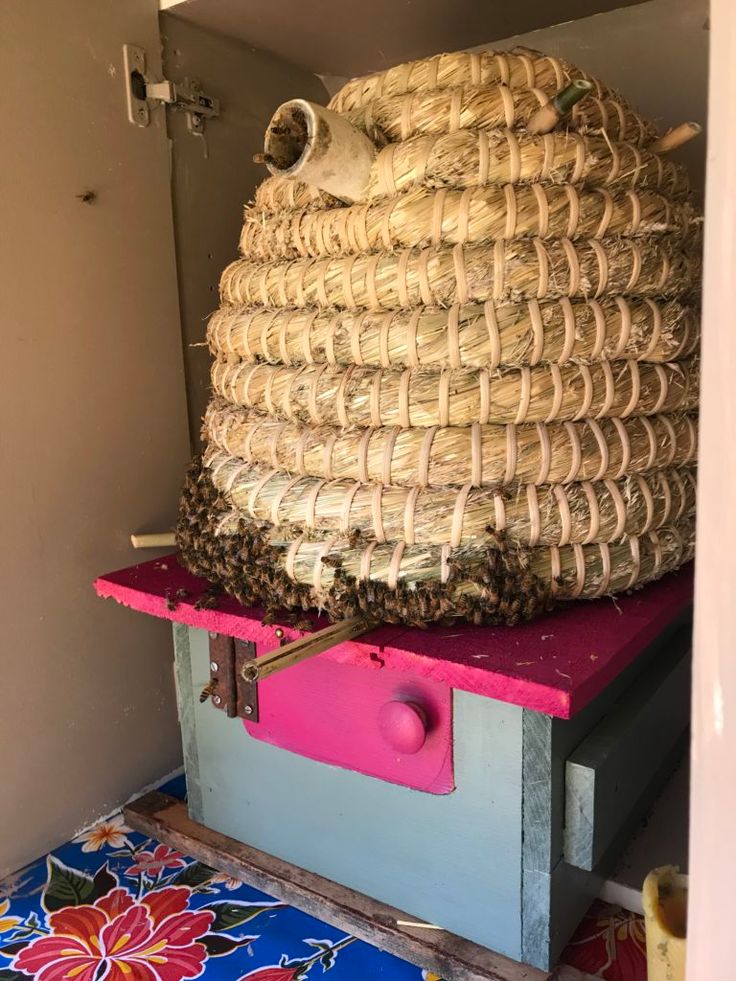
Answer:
[{"left": 263, "top": 99, "right": 377, "bottom": 204}]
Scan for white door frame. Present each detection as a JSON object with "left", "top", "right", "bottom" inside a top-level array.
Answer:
[{"left": 688, "top": 0, "right": 736, "bottom": 973}]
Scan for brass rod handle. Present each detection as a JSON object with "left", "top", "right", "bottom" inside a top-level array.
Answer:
[{"left": 241, "top": 616, "right": 377, "bottom": 683}]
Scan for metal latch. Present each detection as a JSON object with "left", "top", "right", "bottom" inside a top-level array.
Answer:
[
  {"left": 123, "top": 44, "right": 219, "bottom": 138},
  {"left": 202, "top": 634, "right": 259, "bottom": 721}
]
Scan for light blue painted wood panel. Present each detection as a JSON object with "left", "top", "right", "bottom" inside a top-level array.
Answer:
[
  {"left": 564, "top": 648, "right": 690, "bottom": 871},
  {"left": 172, "top": 624, "right": 204, "bottom": 821},
  {"left": 182, "top": 626, "right": 524, "bottom": 960}
]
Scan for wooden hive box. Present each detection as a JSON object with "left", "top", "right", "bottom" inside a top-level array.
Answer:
[{"left": 97, "top": 557, "right": 692, "bottom": 976}]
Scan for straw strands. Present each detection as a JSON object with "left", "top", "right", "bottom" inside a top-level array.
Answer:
[
  {"left": 211, "top": 503, "right": 695, "bottom": 603},
  {"left": 176, "top": 462, "right": 694, "bottom": 624},
  {"left": 328, "top": 50, "right": 621, "bottom": 112},
  {"left": 254, "top": 129, "right": 690, "bottom": 216},
  {"left": 363, "top": 130, "right": 690, "bottom": 201},
  {"left": 203, "top": 401, "right": 698, "bottom": 489},
  {"left": 346, "top": 84, "right": 656, "bottom": 145},
  {"left": 207, "top": 299, "right": 700, "bottom": 370},
  {"left": 211, "top": 357, "right": 698, "bottom": 429},
  {"left": 221, "top": 237, "right": 699, "bottom": 311},
  {"left": 204, "top": 448, "right": 696, "bottom": 550},
  {"left": 240, "top": 184, "right": 697, "bottom": 262}
]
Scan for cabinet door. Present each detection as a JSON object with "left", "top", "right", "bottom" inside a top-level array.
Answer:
[
  {"left": 158, "top": 12, "right": 328, "bottom": 442},
  {"left": 0, "top": 0, "right": 190, "bottom": 874}
]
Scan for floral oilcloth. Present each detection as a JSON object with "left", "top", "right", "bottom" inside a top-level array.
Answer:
[{"left": 0, "top": 783, "right": 646, "bottom": 981}]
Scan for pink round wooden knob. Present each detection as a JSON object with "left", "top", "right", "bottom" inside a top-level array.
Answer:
[{"left": 377, "top": 700, "right": 427, "bottom": 754}]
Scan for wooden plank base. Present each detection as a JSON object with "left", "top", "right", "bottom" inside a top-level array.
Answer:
[{"left": 125, "top": 792, "right": 552, "bottom": 981}]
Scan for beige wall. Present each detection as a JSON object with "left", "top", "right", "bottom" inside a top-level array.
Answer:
[
  {"left": 157, "top": 0, "right": 644, "bottom": 77},
  {"left": 0, "top": 0, "right": 191, "bottom": 874},
  {"left": 160, "top": 13, "right": 328, "bottom": 444}
]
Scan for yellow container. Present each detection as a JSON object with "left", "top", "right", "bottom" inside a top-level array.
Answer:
[{"left": 642, "top": 865, "right": 688, "bottom": 981}]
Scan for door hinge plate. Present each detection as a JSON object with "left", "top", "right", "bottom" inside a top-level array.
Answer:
[
  {"left": 123, "top": 44, "right": 150, "bottom": 127},
  {"left": 123, "top": 44, "right": 219, "bottom": 134}
]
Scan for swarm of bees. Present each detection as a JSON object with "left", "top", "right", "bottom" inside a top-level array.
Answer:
[{"left": 177, "top": 458, "right": 552, "bottom": 628}]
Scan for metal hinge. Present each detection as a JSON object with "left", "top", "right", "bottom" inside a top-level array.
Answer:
[
  {"left": 123, "top": 44, "right": 219, "bottom": 138},
  {"left": 202, "top": 633, "right": 259, "bottom": 722}
]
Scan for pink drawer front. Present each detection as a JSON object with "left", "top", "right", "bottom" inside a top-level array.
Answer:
[{"left": 243, "top": 638, "right": 454, "bottom": 794}]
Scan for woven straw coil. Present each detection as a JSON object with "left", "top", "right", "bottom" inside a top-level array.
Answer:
[
  {"left": 255, "top": 129, "right": 690, "bottom": 215},
  {"left": 177, "top": 46, "right": 701, "bottom": 626}
]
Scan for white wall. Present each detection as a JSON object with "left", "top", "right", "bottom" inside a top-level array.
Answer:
[{"left": 688, "top": 0, "right": 736, "bottom": 974}]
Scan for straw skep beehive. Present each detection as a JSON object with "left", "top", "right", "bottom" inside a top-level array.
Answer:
[{"left": 177, "top": 48, "right": 701, "bottom": 627}]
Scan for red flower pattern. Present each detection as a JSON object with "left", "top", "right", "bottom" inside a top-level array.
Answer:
[
  {"left": 239, "top": 969, "right": 301, "bottom": 981},
  {"left": 561, "top": 900, "right": 646, "bottom": 981},
  {"left": 12, "top": 886, "right": 214, "bottom": 981},
  {"left": 127, "top": 844, "right": 188, "bottom": 877},
  {"left": 238, "top": 936, "right": 356, "bottom": 981}
]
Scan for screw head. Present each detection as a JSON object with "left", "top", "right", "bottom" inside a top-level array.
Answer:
[
  {"left": 275, "top": 627, "right": 285, "bottom": 639},
  {"left": 213, "top": 695, "right": 222, "bottom": 706},
  {"left": 209, "top": 661, "right": 218, "bottom": 672},
  {"left": 243, "top": 705, "right": 253, "bottom": 716}
]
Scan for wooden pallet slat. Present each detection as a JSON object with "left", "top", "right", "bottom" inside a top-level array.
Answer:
[{"left": 124, "top": 791, "right": 551, "bottom": 981}]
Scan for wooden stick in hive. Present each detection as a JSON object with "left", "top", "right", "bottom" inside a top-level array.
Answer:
[
  {"left": 130, "top": 532, "right": 177, "bottom": 548},
  {"left": 240, "top": 616, "right": 377, "bottom": 683},
  {"left": 650, "top": 122, "right": 702, "bottom": 153},
  {"left": 526, "top": 79, "right": 594, "bottom": 134}
]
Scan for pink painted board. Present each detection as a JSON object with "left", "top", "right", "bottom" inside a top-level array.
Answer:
[
  {"left": 243, "top": 626, "right": 454, "bottom": 793},
  {"left": 94, "top": 555, "right": 693, "bottom": 719}
]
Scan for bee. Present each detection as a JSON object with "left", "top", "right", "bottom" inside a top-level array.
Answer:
[
  {"left": 321, "top": 554, "right": 343, "bottom": 569},
  {"left": 252, "top": 152, "right": 278, "bottom": 167},
  {"left": 76, "top": 190, "right": 97, "bottom": 204},
  {"left": 292, "top": 616, "right": 314, "bottom": 632},
  {"left": 485, "top": 526, "right": 510, "bottom": 552},
  {"left": 194, "top": 587, "right": 220, "bottom": 611},
  {"left": 347, "top": 528, "right": 363, "bottom": 548},
  {"left": 199, "top": 681, "right": 217, "bottom": 703}
]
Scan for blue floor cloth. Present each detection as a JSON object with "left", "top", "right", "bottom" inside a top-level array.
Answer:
[{"left": 0, "top": 776, "right": 433, "bottom": 981}]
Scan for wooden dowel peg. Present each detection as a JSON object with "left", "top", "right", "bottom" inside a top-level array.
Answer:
[
  {"left": 650, "top": 122, "right": 702, "bottom": 154},
  {"left": 527, "top": 79, "right": 594, "bottom": 135},
  {"left": 130, "top": 532, "right": 177, "bottom": 549},
  {"left": 241, "top": 616, "right": 377, "bottom": 683},
  {"left": 396, "top": 921, "right": 445, "bottom": 931}
]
